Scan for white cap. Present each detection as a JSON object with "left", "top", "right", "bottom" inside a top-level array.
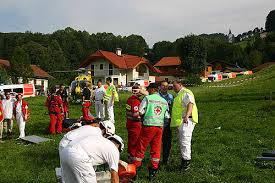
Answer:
[
  {"left": 107, "top": 134, "right": 124, "bottom": 152},
  {"left": 100, "top": 120, "right": 115, "bottom": 136}
]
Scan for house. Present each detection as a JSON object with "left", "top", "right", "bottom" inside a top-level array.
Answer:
[
  {"left": 153, "top": 57, "right": 213, "bottom": 81},
  {"left": 153, "top": 57, "right": 185, "bottom": 81},
  {"left": 0, "top": 59, "right": 53, "bottom": 93},
  {"left": 79, "top": 49, "right": 156, "bottom": 86},
  {"left": 209, "top": 60, "right": 236, "bottom": 71},
  {"left": 28, "top": 65, "right": 54, "bottom": 93}
]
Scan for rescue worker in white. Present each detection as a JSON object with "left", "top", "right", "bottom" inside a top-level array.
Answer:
[
  {"left": 171, "top": 80, "right": 199, "bottom": 171},
  {"left": 60, "top": 134, "right": 124, "bottom": 183},
  {"left": 2, "top": 91, "right": 16, "bottom": 139},
  {"left": 59, "top": 120, "right": 115, "bottom": 153},
  {"left": 93, "top": 80, "right": 106, "bottom": 120}
]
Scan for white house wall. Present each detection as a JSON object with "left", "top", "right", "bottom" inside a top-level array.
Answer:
[{"left": 84, "top": 60, "right": 151, "bottom": 86}]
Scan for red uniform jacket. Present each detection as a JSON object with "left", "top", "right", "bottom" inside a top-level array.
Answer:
[
  {"left": 14, "top": 100, "right": 29, "bottom": 121},
  {"left": 126, "top": 95, "right": 141, "bottom": 122},
  {"left": 46, "top": 95, "right": 63, "bottom": 114}
]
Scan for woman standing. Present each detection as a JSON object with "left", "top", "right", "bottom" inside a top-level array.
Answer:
[{"left": 14, "top": 94, "right": 29, "bottom": 138}]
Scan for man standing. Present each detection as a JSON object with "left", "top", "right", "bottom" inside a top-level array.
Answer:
[
  {"left": 58, "top": 84, "right": 69, "bottom": 119},
  {"left": 103, "top": 77, "right": 116, "bottom": 122},
  {"left": 14, "top": 94, "right": 29, "bottom": 138},
  {"left": 46, "top": 87, "right": 64, "bottom": 134},
  {"left": 60, "top": 134, "right": 124, "bottom": 183},
  {"left": 126, "top": 85, "right": 142, "bottom": 162},
  {"left": 171, "top": 80, "right": 198, "bottom": 170},
  {"left": 81, "top": 83, "right": 92, "bottom": 121},
  {"left": 159, "top": 81, "right": 174, "bottom": 165},
  {"left": 2, "top": 92, "right": 15, "bottom": 139},
  {"left": 94, "top": 80, "right": 106, "bottom": 120},
  {"left": 132, "top": 83, "right": 169, "bottom": 180}
]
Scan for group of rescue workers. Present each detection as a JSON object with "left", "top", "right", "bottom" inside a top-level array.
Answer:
[
  {"left": 0, "top": 92, "right": 29, "bottom": 142},
  {"left": 48, "top": 77, "right": 198, "bottom": 183},
  {"left": 126, "top": 80, "right": 198, "bottom": 182},
  {"left": 45, "top": 77, "right": 117, "bottom": 134}
]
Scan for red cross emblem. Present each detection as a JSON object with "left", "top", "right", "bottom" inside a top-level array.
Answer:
[{"left": 154, "top": 106, "right": 162, "bottom": 115}]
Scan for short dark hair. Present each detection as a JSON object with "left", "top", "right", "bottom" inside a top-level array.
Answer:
[
  {"left": 106, "top": 77, "right": 112, "bottom": 83},
  {"left": 97, "top": 80, "right": 102, "bottom": 84},
  {"left": 173, "top": 80, "right": 184, "bottom": 85}
]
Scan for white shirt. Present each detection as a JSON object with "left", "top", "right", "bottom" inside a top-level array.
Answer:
[
  {"left": 177, "top": 88, "right": 195, "bottom": 117},
  {"left": 94, "top": 86, "right": 106, "bottom": 101},
  {"left": 2, "top": 98, "right": 15, "bottom": 119},
  {"left": 63, "top": 125, "right": 102, "bottom": 141},
  {"left": 15, "top": 101, "right": 23, "bottom": 118},
  {"left": 70, "top": 135, "right": 120, "bottom": 172}
]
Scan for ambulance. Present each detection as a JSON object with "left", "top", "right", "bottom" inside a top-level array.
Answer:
[
  {"left": 0, "top": 84, "right": 36, "bottom": 98},
  {"left": 123, "top": 79, "right": 150, "bottom": 91}
]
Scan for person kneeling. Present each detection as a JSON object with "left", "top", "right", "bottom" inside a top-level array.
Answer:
[{"left": 60, "top": 134, "right": 124, "bottom": 183}]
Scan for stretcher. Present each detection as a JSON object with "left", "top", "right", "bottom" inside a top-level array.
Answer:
[
  {"left": 256, "top": 150, "right": 275, "bottom": 161},
  {"left": 20, "top": 135, "right": 51, "bottom": 144}
]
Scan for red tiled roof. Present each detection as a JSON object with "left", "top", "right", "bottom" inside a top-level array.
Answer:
[
  {"left": 79, "top": 50, "right": 154, "bottom": 70},
  {"left": 253, "top": 62, "right": 275, "bottom": 72},
  {"left": 154, "top": 57, "right": 181, "bottom": 67},
  {"left": 31, "top": 65, "right": 53, "bottom": 79},
  {"left": 0, "top": 59, "right": 10, "bottom": 67}
]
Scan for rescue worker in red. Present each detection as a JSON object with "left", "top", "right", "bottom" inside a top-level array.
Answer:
[
  {"left": 126, "top": 84, "right": 143, "bottom": 162},
  {"left": 58, "top": 84, "right": 69, "bottom": 119},
  {"left": 46, "top": 87, "right": 64, "bottom": 134},
  {"left": 132, "top": 83, "right": 170, "bottom": 181},
  {"left": 81, "top": 82, "right": 92, "bottom": 121}
]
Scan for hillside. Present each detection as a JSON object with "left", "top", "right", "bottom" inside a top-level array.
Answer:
[{"left": 0, "top": 65, "right": 274, "bottom": 182}]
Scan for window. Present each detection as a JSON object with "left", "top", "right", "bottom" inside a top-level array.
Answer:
[
  {"left": 109, "top": 64, "right": 113, "bottom": 75},
  {"left": 91, "top": 65, "right": 94, "bottom": 76},
  {"left": 13, "top": 88, "right": 23, "bottom": 94},
  {"left": 100, "top": 64, "right": 104, "bottom": 70}
]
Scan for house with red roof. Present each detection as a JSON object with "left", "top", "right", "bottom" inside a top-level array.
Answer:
[
  {"left": 0, "top": 59, "right": 53, "bottom": 93},
  {"left": 153, "top": 57, "right": 186, "bottom": 81},
  {"left": 154, "top": 57, "right": 213, "bottom": 81},
  {"left": 79, "top": 49, "right": 156, "bottom": 85}
]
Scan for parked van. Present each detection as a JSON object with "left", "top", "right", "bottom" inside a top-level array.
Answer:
[
  {"left": 122, "top": 79, "right": 150, "bottom": 91},
  {"left": 0, "top": 84, "right": 36, "bottom": 98}
]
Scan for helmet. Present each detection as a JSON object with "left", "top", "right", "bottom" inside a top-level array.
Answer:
[
  {"left": 108, "top": 134, "right": 124, "bottom": 152},
  {"left": 100, "top": 120, "right": 115, "bottom": 136}
]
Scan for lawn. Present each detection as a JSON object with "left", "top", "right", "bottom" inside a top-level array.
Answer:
[{"left": 0, "top": 66, "right": 275, "bottom": 183}]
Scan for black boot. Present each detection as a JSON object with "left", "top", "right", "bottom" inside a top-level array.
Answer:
[
  {"left": 181, "top": 159, "right": 191, "bottom": 171},
  {"left": 148, "top": 167, "right": 158, "bottom": 181}
]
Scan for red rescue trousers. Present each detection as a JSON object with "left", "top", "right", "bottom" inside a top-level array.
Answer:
[
  {"left": 133, "top": 126, "right": 163, "bottom": 169},
  {"left": 82, "top": 101, "right": 91, "bottom": 121},
  {"left": 48, "top": 113, "right": 63, "bottom": 134},
  {"left": 126, "top": 121, "right": 142, "bottom": 162}
]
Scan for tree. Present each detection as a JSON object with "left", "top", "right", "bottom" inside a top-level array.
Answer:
[
  {"left": 178, "top": 35, "right": 207, "bottom": 75},
  {"left": 21, "top": 41, "right": 50, "bottom": 70},
  {"left": 0, "top": 66, "right": 10, "bottom": 84},
  {"left": 248, "top": 50, "right": 263, "bottom": 69},
  {"left": 265, "top": 10, "right": 275, "bottom": 32},
  {"left": 151, "top": 41, "right": 173, "bottom": 63},
  {"left": 10, "top": 47, "right": 33, "bottom": 83},
  {"left": 124, "top": 34, "right": 149, "bottom": 56}
]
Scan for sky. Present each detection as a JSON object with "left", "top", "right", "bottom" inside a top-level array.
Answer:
[{"left": 0, "top": 0, "right": 274, "bottom": 47}]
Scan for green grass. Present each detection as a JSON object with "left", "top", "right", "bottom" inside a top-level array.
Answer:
[{"left": 0, "top": 65, "right": 275, "bottom": 183}]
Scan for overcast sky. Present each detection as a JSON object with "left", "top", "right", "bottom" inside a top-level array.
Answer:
[{"left": 0, "top": 0, "right": 274, "bottom": 46}]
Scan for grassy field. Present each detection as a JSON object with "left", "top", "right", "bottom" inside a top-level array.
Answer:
[{"left": 0, "top": 66, "right": 275, "bottom": 183}]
